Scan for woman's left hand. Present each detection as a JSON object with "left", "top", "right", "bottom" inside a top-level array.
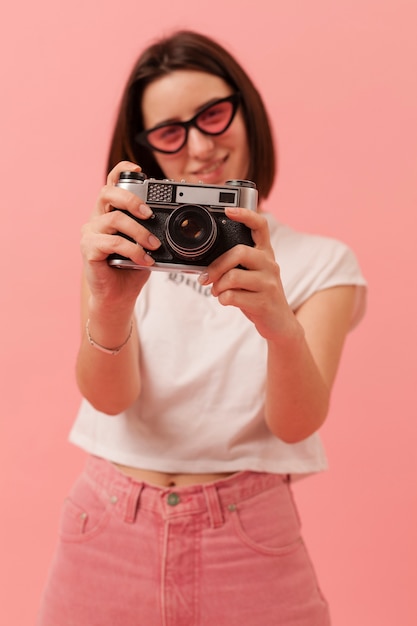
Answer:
[
  {"left": 200, "top": 206, "right": 358, "bottom": 442},
  {"left": 199, "top": 207, "right": 296, "bottom": 341}
]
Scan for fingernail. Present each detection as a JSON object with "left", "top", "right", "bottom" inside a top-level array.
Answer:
[
  {"left": 198, "top": 271, "right": 209, "bottom": 285},
  {"left": 139, "top": 204, "right": 154, "bottom": 218},
  {"left": 147, "top": 234, "right": 161, "bottom": 248},
  {"left": 142, "top": 251, "right": 155, "bottom": 266}
]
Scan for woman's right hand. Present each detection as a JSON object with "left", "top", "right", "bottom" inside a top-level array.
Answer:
[
  {"left": 81, "top": 161, "right": 161, "bottom": 311},
  {"left": 77, "top": 162, "right": 161, "bottom": 413}
]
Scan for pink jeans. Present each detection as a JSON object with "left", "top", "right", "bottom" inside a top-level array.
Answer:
[{"left": 37, "top": 456, "right": 330, "bottom": 625}]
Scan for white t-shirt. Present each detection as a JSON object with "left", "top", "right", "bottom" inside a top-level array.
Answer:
[{"left": 70, "top": 214, "right": 367, "bottom": 476}]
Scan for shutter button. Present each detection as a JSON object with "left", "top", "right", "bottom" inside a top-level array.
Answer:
[{"left": 167, "top": 492, "right": 181, "bottom": 506}]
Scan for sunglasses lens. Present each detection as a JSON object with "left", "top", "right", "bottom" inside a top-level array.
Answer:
[
  {"left": 146, "top": 125, "right": 186, "bottom": 153},
  {"left": 196, "top": 100, "right": 235, "bottom": 134}
]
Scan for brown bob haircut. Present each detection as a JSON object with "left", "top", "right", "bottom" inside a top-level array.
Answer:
[{"left": 107, "top": 30, "right": 276, "bottom": 201}]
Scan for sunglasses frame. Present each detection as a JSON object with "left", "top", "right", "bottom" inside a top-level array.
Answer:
[{"left": 135, "top": 93, "right": 241, "bottom": 154}]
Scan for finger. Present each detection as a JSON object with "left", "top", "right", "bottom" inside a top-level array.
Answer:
[
  {"left": 201, "top": 245, "right": 264, "bottom": 285},
  {"left": 98, "top": 210, "right": 161, "bottom": 251},
  {"left": 225, "top": 207, "right": 271, "bottom": 248},
  {"left": 106, "top": 234, "right": 157, "bottom": 268},
  {"left": 95, "top": 185, "right": 153, "bottom": 220},
  {"left": 212, "top": 265, "right": 271, "bottom": 294},
  {"left": 81, "top": 228, "right": 156, "bottom": 267},
  {"left": 106, "top": 161, "right": 142, "bottom": 186},
  {"left": 211, "top": 257, "right": 281, "bottom": 297}
]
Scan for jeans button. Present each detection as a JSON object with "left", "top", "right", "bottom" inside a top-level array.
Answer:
[{"left": 167, "top": 492, "right": 181, "bottom": 506}]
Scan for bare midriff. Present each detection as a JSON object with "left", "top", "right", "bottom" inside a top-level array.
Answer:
[{"left": 113, "top": 463, "right": 235, "bottom": 487}]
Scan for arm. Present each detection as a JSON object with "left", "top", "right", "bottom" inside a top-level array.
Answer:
[
  {"left": 76, "top": 162, "right": 161, "bottom": 415},
  {"left": 265, "top": 285, "right": 355, "bottom": 442},
  {"left": 199, "top": 207, "right": 356, "bottom": 443}
]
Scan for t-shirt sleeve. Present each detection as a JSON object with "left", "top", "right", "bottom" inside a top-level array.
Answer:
[{"left": 268, "top": 218, "right": 367, "bottom": 330}]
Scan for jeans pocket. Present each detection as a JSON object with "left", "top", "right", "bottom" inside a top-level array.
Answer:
[
  {"left": 59, "top": 475, "right": 112, "bottom": 543},
  {"left": 230, "top": 482, "right": 302, "bottom": 556}
]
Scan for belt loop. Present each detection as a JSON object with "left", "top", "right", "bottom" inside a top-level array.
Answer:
[
  {"left": 203, "top": 484, "right": 224, "bottom": 529},
  {"left": 124, "top": 481, "right": 144, "bottom": 524}
]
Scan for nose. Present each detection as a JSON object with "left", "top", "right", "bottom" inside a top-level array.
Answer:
[{"left": 186, "top": 126, "right": 215, "bottom": 158}]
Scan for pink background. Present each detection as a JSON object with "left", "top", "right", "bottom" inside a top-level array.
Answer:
[{"left": 1, "top": 1, "right": 416, "bottom": 624}]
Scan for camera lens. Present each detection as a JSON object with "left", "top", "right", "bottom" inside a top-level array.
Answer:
[{"left": 166, "top": 205, "right": 217, "bottom": 259}]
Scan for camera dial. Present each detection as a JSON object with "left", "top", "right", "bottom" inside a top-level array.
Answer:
[
  {"left": 225, "top": 179, "right": 256, "bottom": 188},
  {"left": 118, "top": 171, "right": 147, "bottom": 182}
]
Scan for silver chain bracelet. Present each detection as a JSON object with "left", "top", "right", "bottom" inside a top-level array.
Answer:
[{"left": 85, "top": 319, "right": 133, "bottom": 355}]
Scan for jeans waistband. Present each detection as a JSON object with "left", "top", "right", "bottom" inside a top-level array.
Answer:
[{"left": 83, "top": 455, "right": 288, "bottom": 528}]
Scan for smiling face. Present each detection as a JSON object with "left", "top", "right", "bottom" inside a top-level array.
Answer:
[{"left": 140, "top": 70, "right": 250, "bottom": 185}]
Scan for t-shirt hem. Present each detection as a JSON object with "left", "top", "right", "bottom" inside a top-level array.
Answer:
[{"left": 69, "top": 432, "right": 328, "bottom": 479}]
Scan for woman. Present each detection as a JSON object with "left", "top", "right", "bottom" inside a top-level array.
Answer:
[{"left": 38, "top": 30, "right": 366, "bottom": 625}]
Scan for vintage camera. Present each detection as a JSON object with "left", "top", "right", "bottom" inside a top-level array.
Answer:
[{"left": 107, "top": 172, "right": 258, "bottom": 273}]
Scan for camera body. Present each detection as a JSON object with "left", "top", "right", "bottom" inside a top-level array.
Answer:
[{"left": 107, "top": 172, "right": 258, "bottom": 273}]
